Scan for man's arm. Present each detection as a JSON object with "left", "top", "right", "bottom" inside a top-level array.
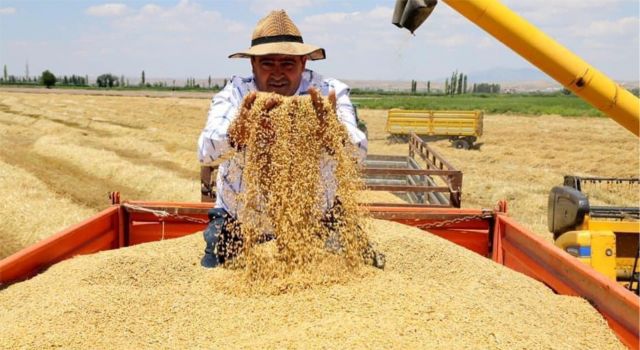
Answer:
[
  {"left": 324, "top": 79, "right": 368, "bottom": 162},
  {"left": 197, "top": 79, "right": 245, "bottom": 163}
]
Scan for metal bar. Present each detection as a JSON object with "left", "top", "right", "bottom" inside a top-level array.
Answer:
[
  {"left": 365, "top": 184, "right": 451, "bottom": 192},
  {"left": 363, "top": 168, "right": 460, "bottom": 176},
  {"left": 589, "top": 206, "right": 640, "bottom": 219}
]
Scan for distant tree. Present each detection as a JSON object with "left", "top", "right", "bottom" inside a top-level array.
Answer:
[
  {"left": 141, "top": 70, "right": 146, "bottom": 86},
  {"left": 457, "top": 74, "right": 463, "bottom": 95},
  {"left": 41, "top": 70, "right": 56, "bottom": 88},
  {"left": 3, "top": 64, "right": 7, "bottom": 81},
  {"left": 208, "top": 75, "right": 212, "bottom": 89},
  {"left": 444, "top": 78, "right": 449, "bottom": 95},
  {"left": 63, "top": 76, "right": 68, "bottom": 85},
  {"left": 463, "top": 75, "right": 468, "bottom": 94},
  {"left": 450, "top": 71, "right": 458, "bottom": 95},
  {"left": 474, "top": 83, "right": 501, "bottom": 94},
  {"left": 411, "top": 79, "right": 417, "bottom": 94},
  {"left": 427, "top": 81, "right": 431, "bottom": 94},
  {"left": 25, "top": 61, "right": 29, "bottom": 80},
  {"left": 121, "top": 75, "right": 125, "bottom": 87},
  {"left": 96, "top": 73, "right": 117, "bottom": 88}
]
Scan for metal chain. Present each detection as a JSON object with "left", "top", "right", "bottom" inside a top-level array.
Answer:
[
  {"left": 122, "top": 203, "right": 209, "bottom": 225},
  {"left": 416, "top": 211, "right": 491, "bottom": 230},
  {"left": 122, "top": 204, "right": 491, "bottom": 230}
]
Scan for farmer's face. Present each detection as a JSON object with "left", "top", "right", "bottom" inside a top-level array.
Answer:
[{"left": 252, "top": 55, "right": 307, "bottom": 96}]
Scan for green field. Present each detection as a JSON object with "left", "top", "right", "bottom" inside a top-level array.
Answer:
[
  {"left": 0, "top": 84, "right": 619, "bottom": 117},
  {"left": 351, "top": 93, "right": 604, "bottom": 117}
]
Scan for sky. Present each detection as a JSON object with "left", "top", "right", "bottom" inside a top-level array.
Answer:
[{"left": 0, "top": 0, "right": 638, "bottom": 83}]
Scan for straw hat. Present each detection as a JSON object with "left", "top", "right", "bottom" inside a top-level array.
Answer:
[{"left": 229, "top": 10, "right": 326, "bottom": 60}]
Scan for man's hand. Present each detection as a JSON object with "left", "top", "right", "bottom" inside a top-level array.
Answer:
[
  {"left": 308, "top": 87, "right": 336, "bottom": 130},
  {"left": 228, "top": 92, "right": 281, "bottom": 149},
  {"left": 308, "top": 87, "right": 338, "bottom": 147},
  {"left": 259, "top": 96, "right": 281, "bottom": 137}
]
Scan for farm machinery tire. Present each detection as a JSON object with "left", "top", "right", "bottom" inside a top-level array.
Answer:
[{"left": 453, "top": 139, "right": 470, "bottom": 150}]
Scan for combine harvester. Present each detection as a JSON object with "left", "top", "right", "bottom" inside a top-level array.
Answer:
[
  {"left": 1, "top": 0, "right": 639, "bottom": 348},
  {"left": 549, "top": 176, "right": 640, "bottom": 294}
]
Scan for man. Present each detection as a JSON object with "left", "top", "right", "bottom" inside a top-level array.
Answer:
[{"left": 197, "top": 10, "right": 369, "bottom": 268}]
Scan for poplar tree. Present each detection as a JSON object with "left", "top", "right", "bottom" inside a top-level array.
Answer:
[{"left": 463, "top": 75, "right": 468, "bottom": 94}]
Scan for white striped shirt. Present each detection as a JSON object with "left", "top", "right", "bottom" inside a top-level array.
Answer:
[{"left": 197, "top": 69, "right": 367, "bottom": 219}]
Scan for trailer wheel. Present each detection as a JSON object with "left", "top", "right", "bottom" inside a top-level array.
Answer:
[{"left": 453, "top": 139, "right": 470, "bottom": 150}]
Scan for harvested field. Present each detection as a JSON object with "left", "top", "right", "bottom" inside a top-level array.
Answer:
[
  {"left": 0, "top": 91, "right": 202, "bottom": 258},
  {"left": 0, "top": 219, "right": 623, "bottom": 349},
  {"left": 0, "top": 90, "right": 638, "bottom": 257}
]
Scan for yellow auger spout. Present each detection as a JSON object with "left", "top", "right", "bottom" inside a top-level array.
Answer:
[{"left": 442, "top": 0, "right": 639, "bottom": 136}]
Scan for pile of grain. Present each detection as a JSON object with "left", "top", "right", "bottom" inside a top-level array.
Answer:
[
  {"left": 226, "top": 92, "right": 370, "bottom": 291},
  {"left": 0, "top": 219, "right": 622, "bottom": 349}
]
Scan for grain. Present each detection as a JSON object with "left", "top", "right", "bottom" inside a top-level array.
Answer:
[
  {"left": 0, "top": 219, "right": 623, "bottom": 349},
  {"left": 226, "top": 92, "right": 371, "bottom": 293},
  {"left": 358, "top": 190, "right": 407, "bottom": 204}
]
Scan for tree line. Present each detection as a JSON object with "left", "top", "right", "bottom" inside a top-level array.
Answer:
[
  {"left": 0, "top": 65, "right": 225, "bottom": 90},
  {"left": 408, "top": 70, "right": 501, "bottom": 95},
  {"left": 2, "top": 64, "right": 507, "bottom": 94}
]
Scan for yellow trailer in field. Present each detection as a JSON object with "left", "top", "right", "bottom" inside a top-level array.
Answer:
[{"left": 385, "top": 109, "right": 483, "bottom": 149}]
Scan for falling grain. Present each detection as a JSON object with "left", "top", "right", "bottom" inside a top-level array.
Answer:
[{"left": 226, "top": 92, "right": 371, "bottom": 294}]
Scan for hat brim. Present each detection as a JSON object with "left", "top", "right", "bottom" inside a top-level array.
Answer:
[{"left": 229, "top": 42, "right": 325, "bottom": 60}]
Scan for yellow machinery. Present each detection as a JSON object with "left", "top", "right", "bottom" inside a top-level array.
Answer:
[
  {"left": 392, "top": 0, "right": 640, "bottom": 292},
  {"left": 549, "top": 176, "right": 639, "bottom": 293},
  {"left": 385, "top": 109, "right": 483, "bottom": 149},
  {"left": 392, "top": 0, "right": 640, "bottom": 136}
]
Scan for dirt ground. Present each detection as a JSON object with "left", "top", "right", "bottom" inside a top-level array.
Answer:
[{"left": 0, "top": 89, "right": 638, "bottom": 258}]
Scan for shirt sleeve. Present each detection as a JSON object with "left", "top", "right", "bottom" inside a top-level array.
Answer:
[
  {"left": 324, "top": 79, "right": 368, "bottom": 163},
  {"left": 197, "top": 78, "right": 245, "bottom": 163}
]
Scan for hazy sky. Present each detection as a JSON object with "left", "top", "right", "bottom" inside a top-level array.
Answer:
[{"left": 1, "top": 0, "right": 638, "bottom": 82}]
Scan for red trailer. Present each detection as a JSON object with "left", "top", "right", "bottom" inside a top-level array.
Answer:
[{"left": 1, "top": 198, "right": 637, "bottom": 349}]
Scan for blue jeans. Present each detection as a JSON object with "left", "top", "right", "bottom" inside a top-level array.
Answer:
[{"left": 201, "top": 208, "right": 242, "bottom": 268}]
